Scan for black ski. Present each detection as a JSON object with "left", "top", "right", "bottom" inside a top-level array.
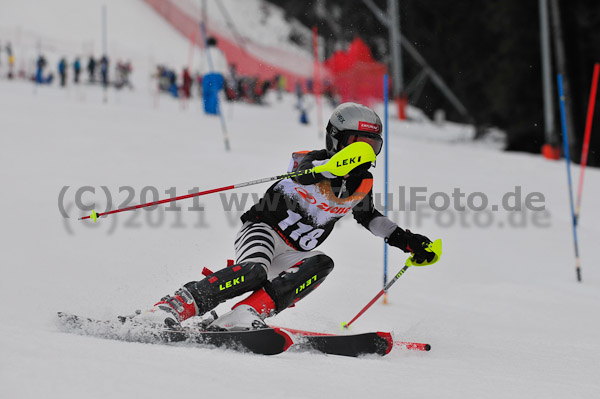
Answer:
[
  {"left": 57, "top": 312, "right": 398, "bottom": 357},
  {"left": 57, "top": 312, "right": 292, "bottom": 355},
  {"left": 302, "top": 333, "right": 393, "bottom": 357},
  {"left": 277, "top": 327, "right": 394, "bottom": 357}
]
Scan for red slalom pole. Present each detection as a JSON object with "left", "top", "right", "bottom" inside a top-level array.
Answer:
[{"left": 575, "top": 62, "right": 600, "bottom": 219}]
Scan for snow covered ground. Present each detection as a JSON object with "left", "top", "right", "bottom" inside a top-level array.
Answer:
[
  {"left": 1, "top": 1, "right": 600, "bottom": 398},
  {"left": 2, "top": 77, "right": 599, "bottom": 399}
]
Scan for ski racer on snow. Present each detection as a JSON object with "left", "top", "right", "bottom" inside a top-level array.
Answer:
[{"left": 137, "top": 102, "right": 436, "bottom": 330}]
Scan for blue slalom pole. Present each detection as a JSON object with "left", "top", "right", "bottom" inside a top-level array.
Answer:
[
  {"left": 383, "top": 74, "right": 390, "bottom": 302},
  {"left": 199, "top": 22, "right": 231, "bottom": 151},
  {"left": 557, "top": 74, "right": 582, "bottom": 282}
]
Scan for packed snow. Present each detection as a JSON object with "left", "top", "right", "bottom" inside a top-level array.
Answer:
[{"left": 1, "top": 1, "right": 599, "bottom": 399}]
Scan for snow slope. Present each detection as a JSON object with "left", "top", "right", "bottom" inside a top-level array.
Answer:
[
  {"left": 1, "top": 2, "right": 600, "bottom": 399},
  {"left": 0, "top": 0, "right": 194, "bottom": 88}
]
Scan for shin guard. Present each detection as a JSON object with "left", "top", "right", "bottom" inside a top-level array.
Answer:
[
  {"left": 184, "top": 262, "right": 268, "bottom": 316},
  {"left": 263, "top": 254, "right": 334, "bottom": 313}
]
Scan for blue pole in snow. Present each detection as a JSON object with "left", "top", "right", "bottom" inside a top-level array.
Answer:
[
  {"left": 383, "top": 74, "right": 389, "bottom": 300},
  {"left": 199, "top": 21, "right": 231, "bottom": 151},
  {"left": 557, "top": 74, "right": 582, "bottom": 282}
]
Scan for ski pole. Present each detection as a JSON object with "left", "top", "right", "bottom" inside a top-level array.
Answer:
[
  {"left": 80, "top": 142, "right": 376, "bottom": 221},
  {"left": 343, "top": 240, "right": 442, "bottom": 329},
  {"left": 342, "top": 264, "right": 410, "bottom": 330},
  {"left": 81, "top": 171, "right": 308, "bottom": 221}
]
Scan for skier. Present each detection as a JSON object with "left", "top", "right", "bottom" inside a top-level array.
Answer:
[{"left": 136, "top": 102, "right": 436, "bottom": 331}]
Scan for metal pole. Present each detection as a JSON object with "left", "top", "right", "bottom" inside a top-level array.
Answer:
[
  {"left": 102, "top": 4, "right": 107, "bottom": 103},
  {"left": 539, "top": 0, "right": 556, "bottom": 145},
  {"left": 383, "top": 74, "right": 389, "bottom": 304},
  {"left": 102, "top": 5, "right": 107, "bottom": 55},
  {"left": 549, "top": 0, "right": 577, "bottom": 154},
  {"left": 557, "top": 74, "right": 582, "bottom": 282},
  {"left": 388, "top": 0, "right": 402, "bottom": 98},
  {"left": 362, "top": 0, "right": 473, "bottom": 124}
]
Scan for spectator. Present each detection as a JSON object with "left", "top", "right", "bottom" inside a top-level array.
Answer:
[
  {"left": 306, "top": 78, "right": 314, "bottom": 94},
  {"left": 115, "top": 60, "right": 133, "bottom": 89},
  {"left": 181, "top": 67, "right": 192, "bottom": 98},
  {"left": 295, "top": 81, "right": 304, "bottom": 109},
  {"left": 6, "top": 43, "right": 15, "bottom": 79},
  {"left": 100, "top": 55, "right": 109, "bottom": 87},
  {"left": 275, "top": 74, "right": 287, "bottom": 101},
  {"left": 35, "top": 55, "right": 52, "bottom": 84},
  {"left": 87, "top": 56, "right": 96, "bottom": 83},
  {"left": 58, "top": 57, "right": 67, "bottom": 87},
  {"left": 73, "top": 57, "right": 81, "bottom": 84},
  {"left": 168, "top": 69, "right": 178, "bottom": 97}
]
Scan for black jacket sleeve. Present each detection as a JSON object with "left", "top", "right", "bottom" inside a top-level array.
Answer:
[
  {"left": 352, "top": 189, "right": 385, "bottom": 229},
  {"left": 293, "top": 149, "right": 331, "bottom": 185}
]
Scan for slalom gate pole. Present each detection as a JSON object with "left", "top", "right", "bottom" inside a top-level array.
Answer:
[
  {"left": 383, "top": 74, "right": 390, "bottom": 304},
  {"left": 199, "top": 21, "right": 231, "bottom": 151},
  {"left": 557, "top": 74, "right": 582, "bottom": 282},
  {"left": 313, "top": 27, "right": 324, "bottom": 139},
  {"left": 80, "top": 142, "right": 377, "bottom": 221},
  {"left": 187, "top": 31, "right": 196, "bottom": 71},
  {"left": 575, "top": 62, "right": 599, "bottom": 220}
]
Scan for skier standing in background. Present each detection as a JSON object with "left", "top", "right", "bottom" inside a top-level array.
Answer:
[{"left": 135, "top": 102, "right": 437, "bottom": 331}]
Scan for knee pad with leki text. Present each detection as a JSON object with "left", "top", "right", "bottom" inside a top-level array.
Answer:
[{"left": 263, "top": 254, "right": 334, "bottom": 313}]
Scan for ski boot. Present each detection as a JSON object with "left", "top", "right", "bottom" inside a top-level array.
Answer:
[
  {"left": 134, "top": 287, "right": 198, "bottom": 328},
  {"left": 207, "top": 287, "right": 275, "bottom": 331},
  {"left": 208, "top": 305, "right": 269, "bottom": 331}
]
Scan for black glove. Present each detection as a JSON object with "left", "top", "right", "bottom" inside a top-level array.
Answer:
[{"left": 386, "top": 228, "right": 435, "bottom": 264}]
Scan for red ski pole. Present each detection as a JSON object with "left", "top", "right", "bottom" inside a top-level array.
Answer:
[
  {"left": 80, "top": 175, "right": 289, "bottom": 221},
  {"left": 342, "top": 264, "right": 410, "bottom": 329},
  {"left": 343, "top": 240, "right": 442, "bottom": 329},
  {"left": 80, "top": 142, "right": 376, "bottom": 221}
]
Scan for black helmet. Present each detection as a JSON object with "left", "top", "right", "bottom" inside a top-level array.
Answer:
[{"left": 326, "top": 102, "right": 383, "bottom": 156}]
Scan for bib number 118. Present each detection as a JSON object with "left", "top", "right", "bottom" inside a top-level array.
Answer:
[{"left": 278, "top": 210, "right": 324, "bottom": 250}]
